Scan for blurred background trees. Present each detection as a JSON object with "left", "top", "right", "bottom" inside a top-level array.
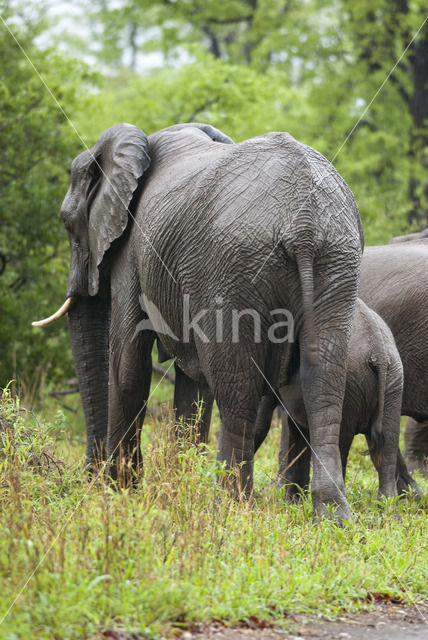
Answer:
[
  {"left": 1, "top": 0, "right": 427, "bottom": 395},
  {"left": 0, "top": 3, "right": 97, "bottom": 394}
]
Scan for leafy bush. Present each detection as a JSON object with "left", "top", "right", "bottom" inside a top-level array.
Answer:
[{"left": 0, "top": 388, "right": 426, "bottom": 639}]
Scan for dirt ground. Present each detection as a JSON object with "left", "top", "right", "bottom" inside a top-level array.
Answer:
[{"left": 100, "top": 601, "right": 428, "bottom": 640}]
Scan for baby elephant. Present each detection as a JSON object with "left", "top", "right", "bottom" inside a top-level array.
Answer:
[{"left": 255, "top": 299, "right": 420, "bottom": 500}]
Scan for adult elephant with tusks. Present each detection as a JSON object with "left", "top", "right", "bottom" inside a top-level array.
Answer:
[{"left": 33, "top": 122, "right": 363, "bottom": 522}]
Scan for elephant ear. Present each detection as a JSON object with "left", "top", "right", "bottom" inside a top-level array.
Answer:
[
  {"left": 165, "top": 122, "right": 234, "bottom": 144},
  {"left": 87, "top": 123, "right": 151, "bottom": 296},
  {"left": 191, "top": 123, "right": 234, "bottom": 144}
]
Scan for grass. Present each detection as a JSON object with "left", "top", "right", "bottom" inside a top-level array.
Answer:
[{"left": 0, "top": 384, "right": 427, "bottom": 640}]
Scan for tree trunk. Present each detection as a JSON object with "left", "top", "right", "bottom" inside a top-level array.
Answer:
[{"left": 408, "top": 19, "right": 428, "bottom": 227}]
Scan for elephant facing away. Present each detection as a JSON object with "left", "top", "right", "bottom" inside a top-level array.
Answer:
[
  {"left": 358, "top": 240, "right": 428, "bottom": 476},
  {"left": 35, "top": 122, "right": 363, "bottom": 521},
  {"left": 254, "top": 299, "right": 420, "bottom": 499}
]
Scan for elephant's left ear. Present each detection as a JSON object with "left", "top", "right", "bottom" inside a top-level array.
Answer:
[{"left": 87, "top": 123, "right": 151, "bottom": 296}]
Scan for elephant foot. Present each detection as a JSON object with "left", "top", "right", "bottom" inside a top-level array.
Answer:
[
  {"left": 85, "top": 441, "right": 108, "bottom": 480},
  {"left": 396, "top": 473, "right": 423, "bottom": 499},
  {"left": 313, "top": 501, "right": 353, "bottom": 524},
  {"left": 405, "top": 455, "right": 428, "bottom": 477},
  {"left": 107, "top": 451, "right": 143, "bottom": 490},
  {"left": 219, "top": 465, "right": 254, "bottom": 503},
  {"left": 404, "top": 418, "right": 428, "bottom": 477},
  {"left": 311, "top": 483, "right": 353, "bottom": 522},
  {"left": 377, "top": 479, "right": 398, "bottom": 501},
  {"left": 311, "top": 459, "right": 353, "bottom": 523},
  {"left": 396, "top": 449, "right": 423, "bottom": 499},
  {"left": 311, "top": 480, "right": 352, "bottom": 522},
  {"left": 282, "top": 482, "right": 306, "bottom": 503}
]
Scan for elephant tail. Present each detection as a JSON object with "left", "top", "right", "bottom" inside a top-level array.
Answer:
[{"left": 295, "top": 249, "right": 318, "bottom": 366}]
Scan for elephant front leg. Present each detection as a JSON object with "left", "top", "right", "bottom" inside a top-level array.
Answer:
[
  {"left": 107, "top": 316, "right": 155, "bottom": 486},
  {"left": 173, "top": 364, "right": 214, "bottom": 444}
]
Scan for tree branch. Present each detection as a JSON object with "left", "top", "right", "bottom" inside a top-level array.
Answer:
[
  {"left": 185, "top": 98, "right": 219, "bottom": 123},
  {"left": 0, "top": 96, "right": 43, "bottom": 133}
]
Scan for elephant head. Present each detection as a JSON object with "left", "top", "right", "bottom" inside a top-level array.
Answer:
[
  {"left": 33, "top": 123, "right": 151, "bottom": 465},
  {"left": 61, "top": 123, "right": 151, "bottom": 298}
]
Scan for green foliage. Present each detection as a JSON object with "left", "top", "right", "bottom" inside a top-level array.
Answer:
[
  {"left": 0, "top": 11, "right": 98, "bottom": 392},
  {"left": 1, "top": 0, "right": 427, "bottom": 390},
  {"left": 0, "top": 389, "right": 426, "bottom": 639},
  {"left": 75, "top": 53, "right": 300, "bottom": 142},
  {"left": 88, "top": 0, "right": 428, "bottom": 240}
]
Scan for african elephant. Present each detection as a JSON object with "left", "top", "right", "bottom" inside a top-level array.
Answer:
[
  {"left": 358, "top": 240, "right": 428, "bottom": 476},
  {"left": 254, "top": 299, "right": 420, "bottom": 499},
  {"left": 389, "top": 228, "right": 428, "bottom": 243},
  {"left": 386, "top": 230, "right": 428, "bottom": 475},
  {"left": 268, "top": 238, "right": 428, "bottom": 482},
  {"left": 34, "top": 122, "right": 363, "bottom": 520}
]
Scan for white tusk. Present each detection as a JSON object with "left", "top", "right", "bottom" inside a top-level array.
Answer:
[{"left": 32, "top": 297, "right": 75, "bottom": 327}]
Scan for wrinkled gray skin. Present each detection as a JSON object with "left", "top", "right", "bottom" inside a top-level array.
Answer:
[
  {"left": 254, "top": 300, "right": 420, "bottom": 499},
  {"left": 358, "top": 240, "right": 428, "bottom": 476},
  {"left": 387, "top": 230, "right": 428, "bottom": 475},
  {"left": 269, "top": 237, "right": 428, "bottom": 481},
  {"left": 389, "top": 228, "right": 428, "bottom": 243},
  {"left": 61, "top": 122, "right": 363, "bottom": 520}
]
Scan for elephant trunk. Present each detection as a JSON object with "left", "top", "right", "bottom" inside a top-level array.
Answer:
[{"left": 67, "top": 295, "right": 110, "bottom": 467}]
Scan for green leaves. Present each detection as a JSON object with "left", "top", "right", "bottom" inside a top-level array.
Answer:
[
  {"left": 1, "top": 0, "right": 427, "bottom": 390},
  {"left": 0, "top": 18, "right": 98, "bottom": 391},
  {"left": 0, "top": 393, "right": 427, "bottom": 639}
]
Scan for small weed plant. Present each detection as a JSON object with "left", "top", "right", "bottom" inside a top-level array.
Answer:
[{"left": 0, "top": 388, "right": 426, "bottom": 639}]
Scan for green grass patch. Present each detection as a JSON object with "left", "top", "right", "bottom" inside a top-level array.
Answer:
[{"left": 0, "top": 388, "right": 426, "bottom": 640}]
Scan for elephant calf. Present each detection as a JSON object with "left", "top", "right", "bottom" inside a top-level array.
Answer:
[{"left": 255, "top": 299, "right": 421, "bottom": 500}]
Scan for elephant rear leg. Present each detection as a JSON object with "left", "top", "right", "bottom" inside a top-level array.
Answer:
[
  {"left": 366, "top": 432, "right": 404, "bottom": 500},
  {"left": 300, "top": 329, "right": 353, "bottom": 521},
  {"left": 365, "top": 427, "right": 399, "bottom": 500},
  {"left": 215, "top": 363, "right": 265, "bottom": 500},
  {"left": 366, "top": 376, "right": 402, "bottom": 500},
  {"left": 296, "top": 254, "right": 361, "bottom": 521},
  {"left": 173, "top": 364, "right": 213, "bottom": 444},
  {"left": 395, "top": 449, "right": 422, "bottom": 498},
  {"left": 277, "top": 416, "right": 311, "bottom": 500},
  {"left": 404, "top": 418, "right": 428, "bottom": 476}
]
